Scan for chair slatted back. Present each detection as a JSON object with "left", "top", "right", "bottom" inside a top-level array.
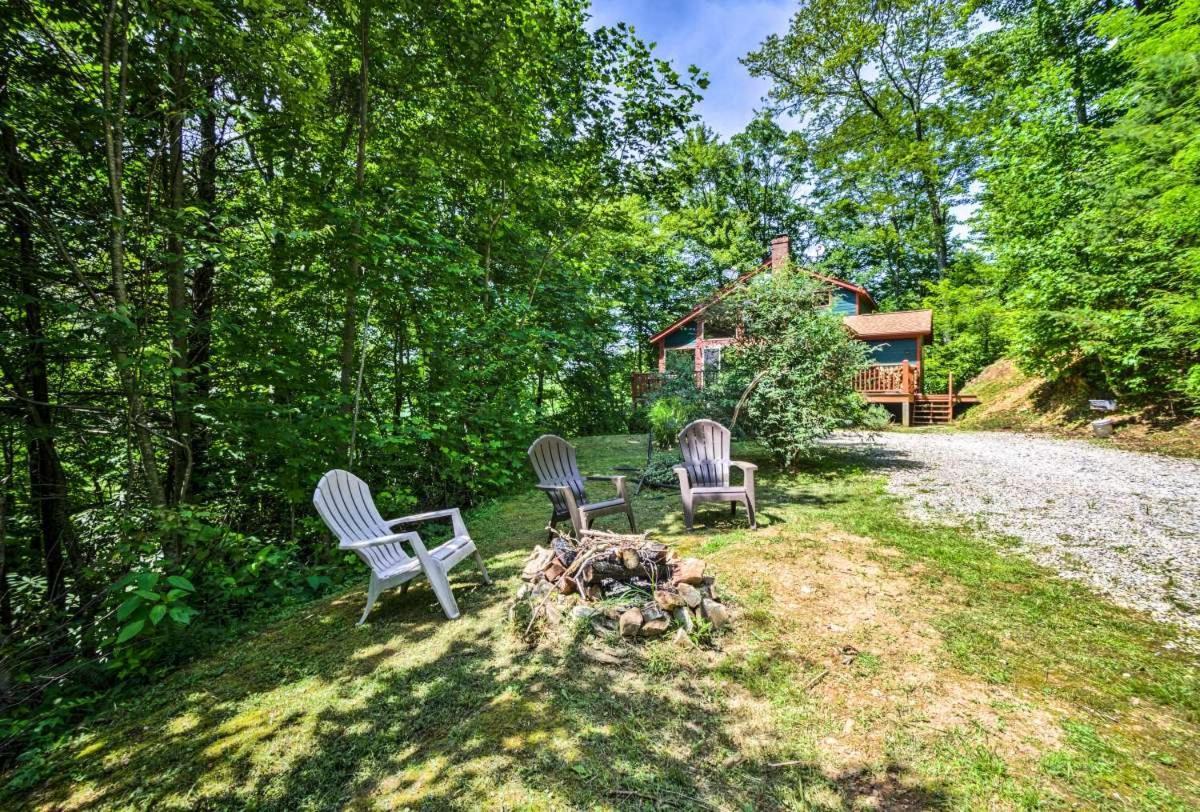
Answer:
[
  {"left": 313, "top": 470, "right": 411, "bottom": 574},
  {"left": 678, "top": 419, "right": 731, "bottom": 488},
  {"left": 527, "top": 435, "right": 587, "bottom": 514}
]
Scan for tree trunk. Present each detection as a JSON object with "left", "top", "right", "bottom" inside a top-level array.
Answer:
[
  {"left": 189, "top": 75, "right": 219, "bottom": 495},
  {"left": 392, "top": 319, "right": 406, "bottom": 427},
  {"left": 339, "top": 1, "right": 370, "bottom": 411},
  {"left": 912, "top": 113, "right": 949, "bottom": 276},
  {"left": 1070, "top": 51, "right": 1089, "bottom": 126},
  {"left": 164, "top": 36, "right": 191, "bottom": 518},
  {"left": 2, "top": 112, "right": 78, "bottom": 613},
  {"left": 924, "top": 181, "right": 948, "bottom": 274},
  {"left": 0, "top": 430, "right": 13, "bottom": 632},
  {"left": 103, "top": 0, "right": 166, "bottom": 508}
]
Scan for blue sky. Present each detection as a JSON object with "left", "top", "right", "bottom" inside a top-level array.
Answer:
[{"left": 586, "top": 0, "right": 796, "bottom": 139}]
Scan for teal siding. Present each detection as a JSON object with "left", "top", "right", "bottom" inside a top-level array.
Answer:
[
  {"left": 866, "top": 338, "right": 919, "bottom": 364},
  {"left": 830, "top": 289, "right": 859, "bottom": 315},
  {"left": 664, "top": 325, "right": 696, "bottom": 348}
]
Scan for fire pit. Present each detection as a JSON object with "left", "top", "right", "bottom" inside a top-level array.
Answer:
[{"left": 512, "top": 527, "right": 730, "bottom": 645}]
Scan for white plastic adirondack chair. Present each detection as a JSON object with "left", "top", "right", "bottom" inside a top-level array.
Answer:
[
  {"left": 313, "top": 470, "right": 490, "bottom": 624},
  {"left": 674, "top": 419, "right": 757, "bottom": 531},
  {"left": 527, "top": 434, "right": 636, "bottom": 540}
]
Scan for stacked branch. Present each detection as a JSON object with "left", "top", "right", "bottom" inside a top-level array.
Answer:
[{"left": 514, "top": 527, "right": 729, "bottom": 643}]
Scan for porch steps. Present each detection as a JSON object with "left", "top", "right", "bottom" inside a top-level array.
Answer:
[{"left": 913, "top": 400, "right": 953, "bottom": 425}]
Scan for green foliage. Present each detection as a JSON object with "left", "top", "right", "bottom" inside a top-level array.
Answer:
[
  {"left": 727, "top": 270, "right": 873, "bottom": 464},
  {"left": 919, "top": 260, "right": 1011, "bottom": 392},
  {"left": 0, "top": 0, "right": 703, "bottom": 766},
  {"left": 109, "top": 571, "right": 198, "bottom": 676},
  {"left": 746, "top": 0, "right": 975, "bottom": 302},
  {"left": 640, "top": 451, "right": 683, "bottom": 489},
  {"left": 964, "top": 0, "right": 1200, "bottom": 406},
  {"left": 859, "top": 404, "right": 894, "bottom": 432},
  {"left": 647, "top": 398, "right": 690, "bottom": 450}
]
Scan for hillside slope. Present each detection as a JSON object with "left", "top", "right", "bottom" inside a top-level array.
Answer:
[{"left": 958, "top": 359, "right": 1200, "bottom": 458}]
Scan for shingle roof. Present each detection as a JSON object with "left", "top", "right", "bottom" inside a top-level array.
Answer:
[{"left": 843, "top": 309, "right": 933, "bottom": 338}]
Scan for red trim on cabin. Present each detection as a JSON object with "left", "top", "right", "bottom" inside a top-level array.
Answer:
[
  {"left": 648, "top": 263, "right": 878, "bottom": 345},
  {"left": 647, "top": 261, "right": 769, "bottom": 345}
]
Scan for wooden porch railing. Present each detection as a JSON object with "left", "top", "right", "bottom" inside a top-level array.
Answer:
[
  {"left": 631, "top": 371, "right": 663, "bottom": 402},
  {"left": 853, "top": 361, "right": 919, "bottom": 395}
]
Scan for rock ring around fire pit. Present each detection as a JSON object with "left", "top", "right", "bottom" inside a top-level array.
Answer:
[{"left": 511, "top": 527, "right": 730, "bottom": 650}]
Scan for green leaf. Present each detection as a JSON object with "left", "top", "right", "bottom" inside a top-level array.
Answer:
[
  {"left": 168, "top": 606, "right": 194, "bottom": 625},
  {"left": 149, "top": 605, "right": 167, "bottom": 626},
  {"left": 166, "top": 575, "right": 195, "bottom": 592},
  {"left": 116, "top": 595, "right": 143, "bottom": 621},
  {"left": 135, "top": 589, "right": 161, "bottom": 601},
  {"left": 116, "top": 619, "right": 145, "bottom": 644}
]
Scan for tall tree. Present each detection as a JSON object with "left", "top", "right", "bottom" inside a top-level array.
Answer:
[{"left": 745, "top": 0, "right": 975, "bottom": 292}]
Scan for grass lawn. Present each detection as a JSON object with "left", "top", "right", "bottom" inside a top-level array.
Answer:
[{"left": 12, "top": 435, "right": 1199, "bottom": 810}]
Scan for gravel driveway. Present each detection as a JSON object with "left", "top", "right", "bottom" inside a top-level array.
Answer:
[{"left": 829, "top": 431, "right": 1200, "bottom": 641}]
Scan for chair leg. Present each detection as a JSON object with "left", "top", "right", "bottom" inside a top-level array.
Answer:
[
  {"left": 625, "top": 502, "right": 637, "bottom": 533},
  {"left": 473, "top": 549, "right": 491, "bottom": 584},
  {"left": 401, "top": 581, "right": 410, "bottom": 595},
  {"left": 745, "top": 496, "right": 757, "bottom": 530},
  {"left": 730, "top": 501, "right": 736, "bottom": 516},
  {"left": 358, "top": 574, "right": 382, "bottom": 625},
  {"left": 426, "top": 563, "right": 461, "bottom": 620}
]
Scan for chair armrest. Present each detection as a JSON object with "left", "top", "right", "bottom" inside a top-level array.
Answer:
[
  {"left": 672, "top": 466, "right": 690, "bottom": 489},
  {"left": 340, "top": 531, "right": 423, "bottom": 551},
  {"left": 585, "top": 475, "right": 627, "bottom": 500},
  {"left": 385, "top": 507, "right": 468, "bottom": 539},
  {"left": 731, "top": 460, "right": 756, "bottom": 493}
]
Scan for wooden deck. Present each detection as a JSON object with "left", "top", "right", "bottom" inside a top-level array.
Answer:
[
  {"left": 631, "top": 371, "right": 662, "bottom": 403},
  {"left": 854, "top": 362, "right": 978, "bottom": 425},
  {"left": 633, "top": 361, "right": 977, "bottom": 425}
]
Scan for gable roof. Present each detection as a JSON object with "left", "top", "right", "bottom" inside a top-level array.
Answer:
[
  {"left": 843, "top": 309, "right": 933, "bottom": 339},
  {"left": 648, "top": 262, "right": 878, "bottom": 344}
]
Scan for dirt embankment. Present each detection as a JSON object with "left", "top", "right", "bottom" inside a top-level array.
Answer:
[{"left": 958, "top": 359, "right": 1200, "bottom": 458}]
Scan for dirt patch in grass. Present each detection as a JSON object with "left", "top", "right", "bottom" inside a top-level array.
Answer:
[{"left": 711, "top": 528, "right": 1065, "bottom": 787}]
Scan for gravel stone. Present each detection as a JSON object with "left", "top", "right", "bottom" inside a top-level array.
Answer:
[{"left": 827, "top": 431, "right": 1200, "bottom": 643}]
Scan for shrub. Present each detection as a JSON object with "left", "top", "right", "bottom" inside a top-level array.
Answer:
[
  {"left": 648, "top": 397, "right": 689, "bottom": 449},
  {"left": 859, "top": 404, "right": 893, "bottom": 431},
  {"left": 725, "top": 269, "right": 873, "bottom": 464},
  {"left": 640, "top": 451, "right": 683, "bottom": 488}
]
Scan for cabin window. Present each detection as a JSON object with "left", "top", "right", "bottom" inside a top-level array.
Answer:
[
  {"left": 665, "top": 349, "right": 694, "bottom": 377},
  {"left": 704, "top": 303, "right": 739, "bottom": 339},
  {"left": 866, "top": 338, "right": 919, "bottom": 365},
  {"left": 701, "top": 347, "right": 722, "bottom": 387}
]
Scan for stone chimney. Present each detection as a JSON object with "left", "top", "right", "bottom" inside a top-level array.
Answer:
[{"left": 769, "top": 234, "right": 790, "bottom": 271}]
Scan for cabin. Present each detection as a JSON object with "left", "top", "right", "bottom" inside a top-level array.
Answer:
[{"left": 632, "top": 235, "right": 977, "bottom": 425}]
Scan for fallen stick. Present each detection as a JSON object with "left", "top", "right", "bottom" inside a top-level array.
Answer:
[{"left": 802, "top": 668, "right": 829, "bottom": 691}]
